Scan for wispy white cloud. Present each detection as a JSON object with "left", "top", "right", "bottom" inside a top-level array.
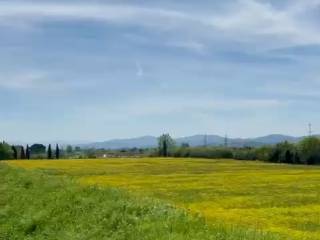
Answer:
[
  {"left": 0, "top": 3, "right": 189, "bottom": 29},
  {"left": 165, "top": 40, "right": 206, "bottom": 53},
  {"left": 1, "top": 1, "right": 320, "bottom": 50},
  {"left": 135, "top": 61, "right": 144, "bottom": 78},
  {"left": 208, "top": 0, "right": 320, "bottom": 48},
  {"left": 0, "top": 71, "right": 48, "bottom": 89},
  {"left": 0, "top": 71, "right": 70, "bottom": 93},
  {"left": 261, "top": 78, "right": 320, "bottom": 99},
  {"left": 77, "top": 96, "right": 287, "bottom": 122}
]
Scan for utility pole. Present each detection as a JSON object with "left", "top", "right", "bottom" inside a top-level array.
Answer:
[
  {"left": 224, "top": 134, "right": 228, "bottom": 147},
  {"left": 308, "top": 123, "right": 313, "bottom": 136},
  {"left": 204, "top": 134, "right": 208, "bottom": 147}
]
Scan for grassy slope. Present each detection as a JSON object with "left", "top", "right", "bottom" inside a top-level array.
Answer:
[{"left": 0, "top": 163, "right": 277, "bottom": 240}]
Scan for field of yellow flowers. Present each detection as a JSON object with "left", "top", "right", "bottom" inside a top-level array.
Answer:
[{"left": 8, "top": 158, "right": 320, "bottom": 240}]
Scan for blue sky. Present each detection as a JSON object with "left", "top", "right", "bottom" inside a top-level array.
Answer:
[{"left": 0, "top": 0, "right": 320, "bottom": 142}]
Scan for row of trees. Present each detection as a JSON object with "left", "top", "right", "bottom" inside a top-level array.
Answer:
[
  {"left": 2, "top": 135, "right": 320, "bottom": 164},
  {"left": 267, "top": 137, "right": 320, "bottom": 164},
  {"left": 0, "top": 142, "right": 60, "bottom": 160},
  {"left": 158, "top": 135, "right": 320, "bottom": 165}
]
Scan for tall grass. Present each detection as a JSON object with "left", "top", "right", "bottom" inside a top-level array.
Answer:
[{"left": 0, "top": 163, "right": 278, "bottom": 240}]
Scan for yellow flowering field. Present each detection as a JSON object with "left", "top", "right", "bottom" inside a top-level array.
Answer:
[{"left": 7, "top": 158, "right": 320, "bottom": 240}]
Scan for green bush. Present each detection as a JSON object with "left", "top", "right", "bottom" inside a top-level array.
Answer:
[
  {"left": 298, "top": 137, "right": 320, "bottom": 165},
  {"left": 171, "top": 146, "right": 233, "bottom": 159},
  {"left": 233, "top": 148, "right": 257, "bottom": 160},
  {"left": 268, "top": 141, "right": 299, "bottom": 164}
]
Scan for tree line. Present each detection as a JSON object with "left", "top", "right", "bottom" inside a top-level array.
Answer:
[
  {"left": 158, "top": 134, "right": 320, "bottom": 165},
  {"left": 1, "top": 135, "right": 320, "bottom": 165},
  {"left": 0, "top": 142, "right": 60, "bottom": 160}
]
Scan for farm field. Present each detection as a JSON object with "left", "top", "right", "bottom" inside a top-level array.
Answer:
[{"left": 6, "top": 158, "right": 320, "bottom": 240}]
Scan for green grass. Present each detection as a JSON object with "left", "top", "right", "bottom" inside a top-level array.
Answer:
[{"left": 0, "top": 163, "right": 278, "bottom": 240}]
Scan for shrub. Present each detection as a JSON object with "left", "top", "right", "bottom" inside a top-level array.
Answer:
[
  {"left": 0, "top": 142, "right": 13, "bottom": 160},
  {"left": 233, "top": 148, "right": 257, "bottom": 160},
  {"left": 298, "top": 137, "right": 320, "bottom": 165},
  {"left": 268, "top": 142, "right": 299, "bottom": 164}
]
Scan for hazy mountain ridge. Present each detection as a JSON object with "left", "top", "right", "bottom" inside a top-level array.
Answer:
[
  {"left": 80, "top": 134, "right": 311, "bottom": 149},
  {"left": 81, "top": 136, "right": 158, "bottom": 149}
]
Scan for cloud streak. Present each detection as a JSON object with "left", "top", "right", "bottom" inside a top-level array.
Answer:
[
  {"left": 77, "top": 96, "right": 287, "bottom": 121},
  {"left": 0, "top": 71, "right": 48, "bottom": 90},
  {"left": 1, "top": 1, "right": 320, "bottom": 50},
  {"left": 209, "top": 0, "right": 320, "bottom": 48},
  {"left": 135, "top": 61, "right": 144, "bottom": 78},
  {"left": 0, "top": 3, "right": 188, "bottom": 29}
]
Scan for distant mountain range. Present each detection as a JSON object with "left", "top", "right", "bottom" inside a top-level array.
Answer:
[
  {"left": 81, "top": 136, "right": 158, "bottom": 149},
  {"left": 79, "top": 134, "right": 312, "bottom": 149}
]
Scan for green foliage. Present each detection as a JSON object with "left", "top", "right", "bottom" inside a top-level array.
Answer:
[
  {"left": 170, "top": 137, "right": 320, "bottom": 165},
  {"left": 20, "top": 146, "right": 26, "bottom": 160},
  {"left": 55, "top": 144, "right": 60, "bottom": 159},
  {"left": 269, "top": 141, "right": 299, "bottom": 164},
  {"left": 191, "top": 147, "right": 233, "bottom": 159},
  {"left": 30, "top": 144, "right": 46, "bottom": 154},
  {"left": 26, "top": 145, "right": 30, "bottom": 160},
  {"left": 0, "top": 164, "right": 278, "bottom": 240},
  {"left": 0, "top": 142, "right": 13, "bottom": 160},
  {"left": 158, "top": 134, "right": 175, "bottom": 157},
  {"left": 66, "top": 145, "right": 73, "bottom": 154},
  {"left": 11, "top": 146, "right": 18, "bottom": 160},
  {"left": 47, "top": 144, "right": 52, "bottom": 159},
  {"left": 298, "top": 137, "right": 320, "bottom": 165},
  {"left": 84, "top": 148, "right": 97, "bottom": 158},
  {"left": 254, "top": 146, "right": 274, "bottom": 162},
  {"left": 172, "top": 145, "right": 191, "bottom": 158},
  {"left": 233, "top": 147, "right": 257, "bottom": 160},
  {"left": 172, "top": 146, "right": 237, "bottom": 159}
]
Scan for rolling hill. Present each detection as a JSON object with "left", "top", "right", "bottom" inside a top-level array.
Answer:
[{"left": 80, "top": 134, "right": 307, "bottom": 149}]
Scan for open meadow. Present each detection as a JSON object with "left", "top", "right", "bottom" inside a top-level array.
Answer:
[
  {"left": 3, "top": 158, "right": 320, "bottom": 240},
  {"left": 2, "top": 1, "right": 320, "bottom": 239}
]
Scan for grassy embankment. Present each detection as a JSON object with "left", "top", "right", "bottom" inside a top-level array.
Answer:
[{"left": 1, "top": 162, "right": 277, "bottom": 240}]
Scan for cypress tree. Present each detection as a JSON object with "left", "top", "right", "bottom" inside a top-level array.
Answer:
[
  {"left": 163, "top": 140, "right": 168, "bottom": 157},
  {"left": 20, "top": 146, "right": 26, "bottom": 159},
  {"left": 55, "top": 144, "right": 60, "bottom": 159},
  {"left": 12, "top": 146, "right": 18, "bottom": 159},
  {"left": 285, "top": 150, "right": 291, "bottom": 163},
  {"left": 47, "top": 144, "right": 52, "bottom": 159},
  {"left": 158, "top": 134, "right": 174, "bottom": 157},
  {"left": 26, "top": 145, "right": 30, "bottom": 160}
]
